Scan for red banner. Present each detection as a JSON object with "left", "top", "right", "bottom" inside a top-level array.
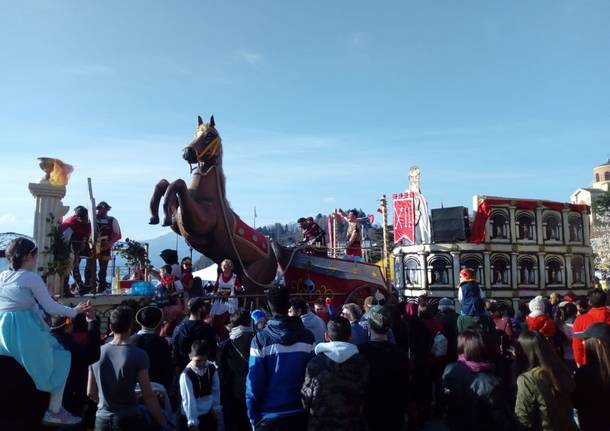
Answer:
[{"left": 393, "top": 192, "right": 415, "bottom": 244}]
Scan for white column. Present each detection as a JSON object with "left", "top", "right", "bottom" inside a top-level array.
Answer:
[
  {"left": 536, "top": 207, "right": 545, "bottom": 245},
  {"left": 565, "top": 254, "right": 573, "bottom": 289},
  {"left": 511, "top": 252, "right": 519, "bottom": 290},
  {"left": 419, "top": 252, "right": 428, "bottom": 291},
  {"left": 508, "top": 205, "right": 517, "bottom": 242},
  {"left": 537, "top": 251, "right": 546, "bottom": 291},
  {"left": 561, "top": 208, "right": 570, "bottom": 244},
  {"left": 451, "top": 251, "right": 461, "bottom": 287},
  {"left": 582, "top": 210, "right": 591, "bottom": 246},
  {"left": 483, "top": 251, "right": 491, "bottom": 290},
  {"left": 28, "top": 183, "right": 69, "bottom": 294},
  {"left": 584, "top": 256, "right": 592, "bottom": 288}
]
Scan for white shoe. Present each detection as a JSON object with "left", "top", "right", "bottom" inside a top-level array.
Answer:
[{"left": 42, "top": 407, "right": 82, "bottom": 426}]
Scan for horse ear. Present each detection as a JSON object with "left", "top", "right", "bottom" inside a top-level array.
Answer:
[
  {"left": 209, "top": 115, "right": 215, "bottom": 127},
  {"left": 197, "top": 115, "right": 203, "bottom": 126}
]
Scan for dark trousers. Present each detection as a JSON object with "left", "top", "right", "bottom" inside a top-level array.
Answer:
[
  {"left": 255, "top": 413, "right": 307, "bottom": 431},
  {"left": 84, "top": 251, "right": 111, "bottom": 291},
  {"left": 223, "top": 396, "right": 249, "bottom": 431},
  {"left": 95, "top": 413, "right": 145, "bottom": 431},
  {"left": 178, "top": 412, "right": 217, "bottom": 431}
]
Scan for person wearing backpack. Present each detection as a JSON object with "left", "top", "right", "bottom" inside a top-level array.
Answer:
[
  {"left": 359, "top": 306, "right": 409, "bottom": 431},
  {"left": 217, "top": 310, "right": 254, "bottom": 431},
  {"left": 442, "top": 330, "right": 513, "bottom": 431},
  {"left": 457, "top": 269, "right": 495, "bottom": 334},
  {"left": 419, "top": 302, "right": 447, "bottom": 418}
]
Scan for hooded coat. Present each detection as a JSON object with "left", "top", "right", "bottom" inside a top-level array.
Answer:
[
  {"left": 301, "top": 341, "right": 369, "bottom": 431},
  {"left": 246, "top": 315, "right": 314, "bottom": 424},
  {"left": 572, "top": 306, "right": 610, "bottom": 365}
]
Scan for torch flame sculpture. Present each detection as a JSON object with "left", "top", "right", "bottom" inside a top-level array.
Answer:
[{"left": 37, "top": 157, "right": 74, "bottom": 186}]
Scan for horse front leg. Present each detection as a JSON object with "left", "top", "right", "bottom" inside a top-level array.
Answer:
[
  {"left": 163, "top": 179, "right": 216, "bottom": 236},
  {"left": 149, "top": 179, "right": 169, "bottom": 225}
]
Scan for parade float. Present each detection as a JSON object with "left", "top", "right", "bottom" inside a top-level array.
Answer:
[
  {"left": 391, "top": 168, "right": 595, "bottom": 307},
  {"left": 149, "top": 115, "right": 389, "bottom": 307}
]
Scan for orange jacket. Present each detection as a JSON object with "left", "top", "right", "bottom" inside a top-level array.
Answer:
[
  {"left": 572, "top": 306, "right": 610, "bottom": 366},
  {"left": 526, "top": 314, "right": 556, "bottom": 338}
]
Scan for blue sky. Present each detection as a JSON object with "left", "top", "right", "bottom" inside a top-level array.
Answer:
[{"left": 1, "top": 0, "right": 610, "bottom": 240}]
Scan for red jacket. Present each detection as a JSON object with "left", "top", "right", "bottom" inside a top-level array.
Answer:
[
  {"left": 572, "top": 306, "right": 610, "bottom": 366},
  {"left": 526, "top": 314, "right": 556, "bottom": 338}
]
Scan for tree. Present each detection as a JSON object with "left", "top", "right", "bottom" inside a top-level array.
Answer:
[{"left": 592, "top": 190, "right": 610, "bottom": 224}]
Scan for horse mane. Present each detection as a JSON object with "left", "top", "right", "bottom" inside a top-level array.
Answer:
[{"left": 216, "top": 140, "right": 232, "bottom": 210}]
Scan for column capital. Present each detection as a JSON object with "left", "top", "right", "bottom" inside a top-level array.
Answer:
[{"left": 28, "top": 182, "right": 66, "bottom": 199}]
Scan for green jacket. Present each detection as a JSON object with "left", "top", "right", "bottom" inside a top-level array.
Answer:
[{"left": 514, "top": 367, "right": 577, "bottom": 431}]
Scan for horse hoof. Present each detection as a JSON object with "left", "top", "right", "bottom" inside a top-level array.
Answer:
[
  {"left": 149, "top": 216, "right": 160, "bottom": 225},
  {"left": 162, "top": 218, "right": 172, "bottom": 227}
]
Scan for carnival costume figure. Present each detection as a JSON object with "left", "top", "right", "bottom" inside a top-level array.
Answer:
[
  {"left": 336, "top": 209, "right": 365, "bottom": 262},
  {"left": 60, "top": 206, "right": 91, "bottom": 295},
  {"left": 89, "top": 201, "right": 121, "bottom": 293},
  {"left": 210, "top": 259, "right": 241, "bottom": 338},
  {"left": 297, "top": 217, "right": 327, "bottom": 256}
]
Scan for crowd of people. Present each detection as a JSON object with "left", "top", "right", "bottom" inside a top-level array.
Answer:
[{"left": 1, "top": 238, "right": 610, "bottom": 431}]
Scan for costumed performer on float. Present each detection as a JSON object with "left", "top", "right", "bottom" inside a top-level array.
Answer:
[
  {"left": 297, "top": 217, "right": 327, "bottom": 256},
  {"left": 0, "top": 238, "right": 92, "bottom": 426},
  {"left": 91, "top": 201, "right": 121, "bottom": 293},
  {"left": 155, "top": 264, "right": 184, "bottom": 338},
  {"left": 60, "top": 205, "right": 91, "bottom": 296},
  {"left": 335, "top": 208, "right": 366, "bottom": 262},
  {"left": 210, "top": 259, "right": 242, "bottom": 338}
]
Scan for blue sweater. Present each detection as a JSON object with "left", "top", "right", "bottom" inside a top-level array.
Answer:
[{"left": 246, "top": 315, "right": 314, "bottom": 423}]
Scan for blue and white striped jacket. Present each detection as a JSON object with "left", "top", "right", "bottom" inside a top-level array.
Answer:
[{"left": 246, "top": 315, "right": 315, "bottom": 423}]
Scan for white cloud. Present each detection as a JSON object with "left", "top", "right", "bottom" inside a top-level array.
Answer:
[
  {"left": 323, "top": 196, "right": 336, "bottom": 203},
  {"left": 238, "top": 50, "right": 262, "bottom": 65}
]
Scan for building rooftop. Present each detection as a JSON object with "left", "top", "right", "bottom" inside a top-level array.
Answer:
[{"left": 595, "top": 159, "right": 610, "bottom": 168}]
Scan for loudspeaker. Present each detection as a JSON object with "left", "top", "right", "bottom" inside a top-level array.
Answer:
[{"left": 431, "top": 206, "right": 469, "bottom": 243}]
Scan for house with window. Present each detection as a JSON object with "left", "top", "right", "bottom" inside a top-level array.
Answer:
[
  {"left": 393, "top": 195, "right": 593, "bottom": 306},
  {"left": 571, "top": 160, "right": 610, "bottom": 225}
]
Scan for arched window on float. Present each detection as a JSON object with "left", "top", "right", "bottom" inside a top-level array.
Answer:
[
  {"left": 596, "top": 173, "right": 601, "bottom": 182},
  {"left": 427, "top": 254, "right": 452, "bottom": 287},
  {"left": 545, "top": 255, "right": 564, "bottom": 286},
  {"left": 404, "top": 257, "right": 421, "bottom": 287},
  {"left": 491, "top": 254, "right": 510, "bottom": 286},
  {"left": 516, "top": 211, "right": 536, "bottom": 241},
  {"left": 489, "top": 209, "right": 510, "bottom": 241},
  {"left": 543, "top": 211, "right": 562, "bottom": 242},
  {"left": 518, "top": 255, "right": 538, "bottom": 286},
  {"left": 461, "top": 253, "right": 484, "bottom": 285},
  {"left": 605, "top": 171, "right": 610, "bottom": 181},
  {"left": 571, "top": 255, "right": 586, "bottom": 286},
  {"left": 568, "top": 213, "right": 583, "bottom": 243}
]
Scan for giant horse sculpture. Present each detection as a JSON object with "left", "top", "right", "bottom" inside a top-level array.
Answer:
[{"left": 149, "top": 116, "right": 278, "bottom": 293}]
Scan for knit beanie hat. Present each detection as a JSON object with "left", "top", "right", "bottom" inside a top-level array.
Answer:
[
  {"left": 460, "top": 269, "right": 476, "bottom": 283},
  {"left": 251, "top": 309, "right": 267, "bottom": 325},
  {"left": 529, "top": 296, "right": 546, "bottom": 314},
  {"left": 438, "top": 297, "right": 455, "bottom": 312}
]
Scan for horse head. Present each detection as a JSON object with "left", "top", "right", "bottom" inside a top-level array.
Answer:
[{"left": 183, "top": 115, "right": 221, "bottom": 168}]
